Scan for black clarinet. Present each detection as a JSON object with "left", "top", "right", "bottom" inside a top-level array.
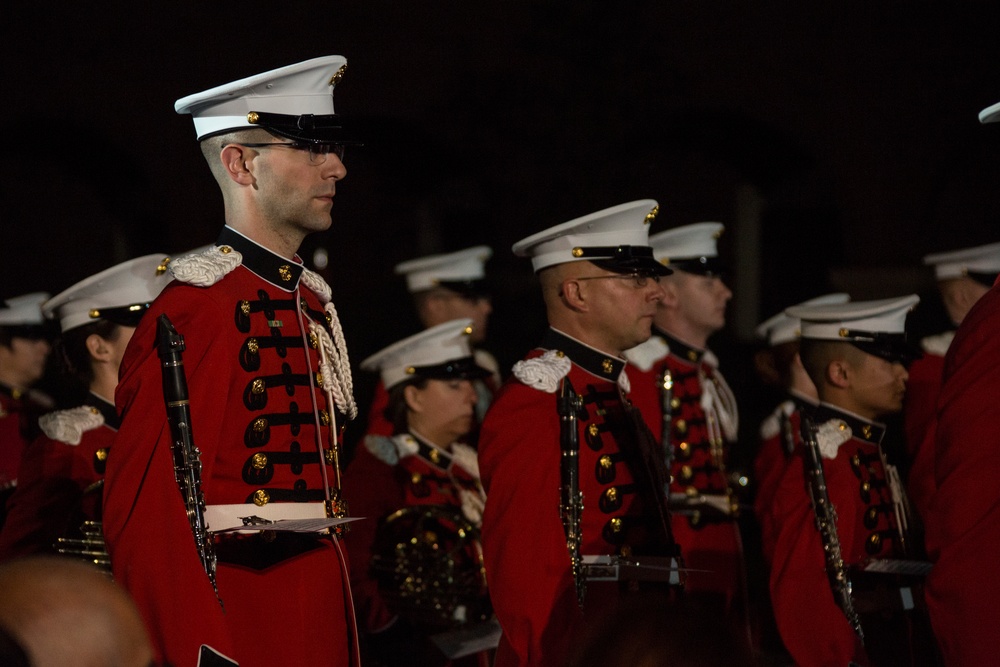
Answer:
[
  {"left": 157, "top": 314, "right": 222, "bottom": 607},
  {"left": 557, "top": 378, "right": 585, "bottom": 608},
  {"left": 801, "top": 414, "right": 863, "bottom": 642}
]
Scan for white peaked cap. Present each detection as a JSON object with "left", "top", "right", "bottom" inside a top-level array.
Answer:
[
  {"left": 980, "top": 100, "right": 1000, "bottom": 124},
  {"left": 755, "top": 293, "right": 851, "bottom": 347},
  {"left": 42, "top": 254, "right": 173, "bottom": 332},
  {"left": 512, "top": 200, "right": 661, "bottom": 272},
  {"left": 394, "top": 246, "right": 493, "bottom": 293},
  {"left": 649, "top": 221, "right": 724, "bottom": 264},
  {"left": 786, "top": 295, "right": 920, "bottom": 341},
  {"left": 174, "top": 56, "right": 348, "bottom": 140},
  {"left": 923, "top": 241, "right": 1000, "bottom": 281},
  {"left": 360, "top": 319, "right": 481, "bottom": 390},
  {"left": 0, "top": 293, "right": 49, "bottom": 326}
]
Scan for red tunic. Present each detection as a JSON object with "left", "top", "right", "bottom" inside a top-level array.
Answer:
[
  {"left": 0, "top": 394, "right": 114, "bottom": 559},
  {"left": 925, "top": 283, "right": 1000, "bottom": 666},
  {"left": 343, "top": 431, "right": 490, "bottom": 664},
  {"left": 103, "top": 229, "right": 358, "bottom": 667},
  {"left": 753, "top": 397, "right": 811, "bottom": 567},
  {"left": 625, "top": 331, "right": 744, "bottom": 609},
  {"left": 769, "top": 404, "right": 910, "bottom": 667},
  {"left": 901, "top": 335, "right": 949, "bottom": 524},
  {"left": 479, "top": 328, "right": 677, "bottom": 667}
]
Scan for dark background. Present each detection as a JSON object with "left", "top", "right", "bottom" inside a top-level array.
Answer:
[{"left": 4, "top": 3, "right": 1000, "bottom": 446}]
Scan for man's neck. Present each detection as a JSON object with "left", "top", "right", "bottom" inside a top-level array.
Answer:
[{"left": 224, "top": 218, "right": 304, "bottom": 261}]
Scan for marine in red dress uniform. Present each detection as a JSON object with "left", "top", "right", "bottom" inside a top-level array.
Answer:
[
  {"left": 625, "top": 222, "right": 744, "bottom": 621},
  {"left": 0, "top": 293, "right": 54, "bottom": 499},
  {"left": 924, "top": 250, "right": 1000, "bottom": 662},
  {"left": 104, "top": 230, "right": 360, "bottom": 667},
  {"left": 479, "top": 200, "right": 679, "bottom": 667},
  {"left": 103, "top": 56, "right": 361, "bottom": 667},
  {"left": 904, "top": 240, "right": 1000, "bottom": 526},
  {"left": 0, "top": 394, "right": 115, "bottom": 559},
  {"left": 346, "top": 319, "right": 493, "bottom": 667},
  {"left": 752, "top": 293, "right": 848, "bottom": 568},
  {"left": 366, "top": 247, "right": 498, "bottom": 439},
  {"left": 768, "top": 295, "right": 934, "bottom": 667},
  {"left": 1, "top": 252, "right": 173, "bottom": 560}
]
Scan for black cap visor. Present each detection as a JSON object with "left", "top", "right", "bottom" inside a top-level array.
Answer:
[
  {"left": 435, "top": 279, "right": 491, "bottom": 300},
  {"left": 847, "top": 331, "right": 922, "bottom": 366},
  {"left": 247, "top": 111, "right": 361, "bottom": 145},
  {"left": 577, "top": 245, "right": 672, "bottom": 277},
  {"left": 665, "top": 256, "right": 728, "bottom": 277},
  {"left": 409, "top": 356, "right": 492, "bottom": 382},
  {"left": 92, "top": 303, "right": 152, "bottom": 329}
]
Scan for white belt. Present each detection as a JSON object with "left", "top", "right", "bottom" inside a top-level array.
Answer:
[{"left": 204, "top": 502, "right": 328, "bottom": 532}]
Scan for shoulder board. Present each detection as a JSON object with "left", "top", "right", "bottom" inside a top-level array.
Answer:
[
  {"left": 364, "top": 433, "right": 420, "bottom": 465},
  {"left": 38, "top": 406, "right": 105, "bottom": 445},
  {"left": 300, "top": 268, "right": 332, "bottom": 305},
  {"left": 921, "top": 331, "right": 955, "bottom": 357},
  {"left": 816, "top": 418, "right": 853, "bottom": 459},
  {"left": 170, "top": 246, "right": 242, "bottom": 287},
  {"left": 623, "top": 336, "right": 669, "bottom": 372},
  {"left": 512, "top": 349, "right": 572, "bottom": 393}
]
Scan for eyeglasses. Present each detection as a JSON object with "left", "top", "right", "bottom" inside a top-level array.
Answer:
[
  {"left": 239, "top": 141, "right": 346, "bottom": 165},
  {"left": 574, "top": 272, "right": 662, "bottom": 288}
]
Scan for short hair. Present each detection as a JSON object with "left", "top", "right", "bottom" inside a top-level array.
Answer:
[
  {"left": 798, "top": 338, "right": 866, "bottom": 388},
  {"left": 198, "top": 128, "right": 274, "bottom": 185}
]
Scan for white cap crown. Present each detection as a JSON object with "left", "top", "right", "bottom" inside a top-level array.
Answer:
[
  {"left": 174, "top": 56, "right": 348, "bottom": 141},
  {"left": 512, "top": 200, "right": 662, "bottom": 273},
  {"left": 756, "top": 293, "right": 851, "bottom": 347},
  {"left": 923, "top": 241, "right": 1000, "bottom": 281},
  {"left": 360, "top": 319, "right": 483, "bottom": 389},
  {"left": 42, "top": 254, "right": 173, "bottom": 332},
  {"left": 394, "top": 246, "right": 493, "bottom": 293},
  {"left": 786, "top": 295, "right": 919, "bottom": 341},
  {"left": 0, "top": 293, "right": 49, "bottom": 327}
]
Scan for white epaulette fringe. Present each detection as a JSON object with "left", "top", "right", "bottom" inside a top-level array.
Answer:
[
  {"left": 512, "top": 349, "right": 572, "bottom": 393},
  {"left": 816, "top": 418, "right": 853, "bottom": 459},
  {"left": 170, "top": 245, "right": 242, "bottom": 287},
  {"left": 39, "top": 406, "right": 105, "bottom": 445}
]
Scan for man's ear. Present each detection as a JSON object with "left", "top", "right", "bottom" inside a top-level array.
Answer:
[
  {"left": 826, "top": 358, "right": 851, "bottom": 389},
  {"left": 560, "top": 278, "right": 588, "bottom": 312},
  {"left": 219, "top": 144, "right": 255, "bottom": 186}
]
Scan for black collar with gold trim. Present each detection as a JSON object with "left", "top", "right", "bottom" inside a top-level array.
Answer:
[
  {"left": 217, "top": 226, "right": 304, "bottom": 292},
  {"left": 541, "top": 328, "right": 626, "bottom": 382},
  {"left": 85, "top": 393, "right": 120, "bottom": 430},
  {"left": 813, "top": 403, "right": 886, "bottom": 445},
  {"left": 409, "top": 431, "right": 453, "bottom": 472},
  {"left": 658, "top": 329, "right": 705, "bottom": 365}
]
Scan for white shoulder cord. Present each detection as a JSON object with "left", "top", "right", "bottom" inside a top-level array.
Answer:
[{"left": 301, "top": 269, "right": 357, "bottom": 420}]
